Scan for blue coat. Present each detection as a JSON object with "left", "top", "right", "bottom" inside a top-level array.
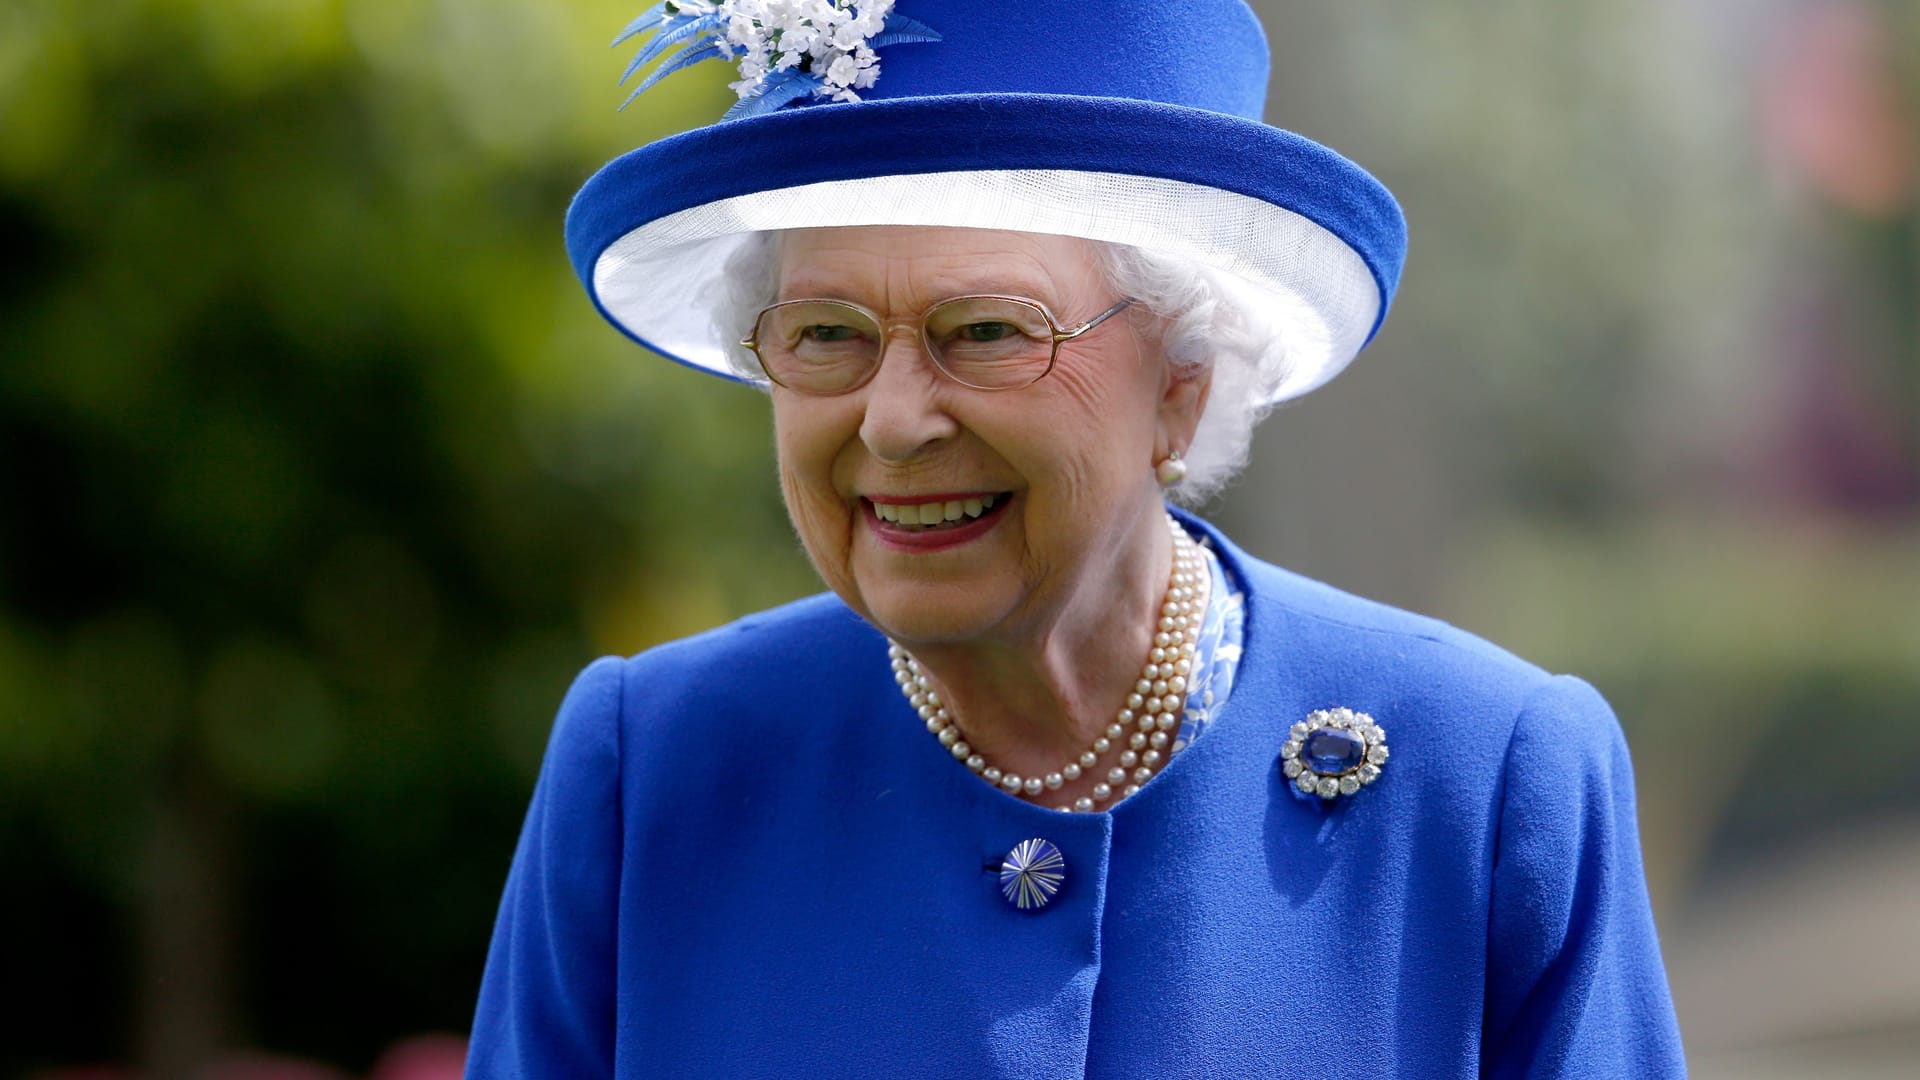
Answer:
[{"left": 466, "top": 516, "right": 1685, "bottom": 1077}]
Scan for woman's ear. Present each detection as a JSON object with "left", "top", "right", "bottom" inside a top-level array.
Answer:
[{"left": 1156, "top": 361, "right": 1214, "bottom": 459}]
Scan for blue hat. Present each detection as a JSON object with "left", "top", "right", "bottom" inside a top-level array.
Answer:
[{"left": 568, "top": 0, "right": 1406, "bottom": 404}]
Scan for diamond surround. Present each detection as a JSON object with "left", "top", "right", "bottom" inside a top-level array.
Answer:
[{"left": 1280, "top": 707, "right": 1388, "bottom": 801}]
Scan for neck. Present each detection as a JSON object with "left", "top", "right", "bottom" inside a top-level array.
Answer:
[{"left": 904, "top": 506, "right": 1177, "bottom": 782}]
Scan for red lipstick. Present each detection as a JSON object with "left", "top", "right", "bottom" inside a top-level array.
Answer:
[{"left": 862, "top": 494, "right": 1012, "bottom": 552}]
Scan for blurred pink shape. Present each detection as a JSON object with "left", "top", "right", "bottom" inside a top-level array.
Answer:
[
  {"left": 368, "top": 1035, "right": 467, "bottom": 1080},
  {"left": 1762, "top": 0, "right": 1915, "bottom": 216}
]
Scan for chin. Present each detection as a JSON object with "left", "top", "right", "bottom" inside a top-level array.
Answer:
[{"left": 858, "top": 583, "right": 1012, "bottom": 647}]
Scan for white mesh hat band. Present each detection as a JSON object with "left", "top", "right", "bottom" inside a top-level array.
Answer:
[{"left": 590, "top": 169, "right": 1382, "bottom": 405}]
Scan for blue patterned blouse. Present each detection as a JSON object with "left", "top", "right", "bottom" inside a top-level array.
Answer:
[{"left": 1171, "top": 529, "right": 1247, "bottom": 758}]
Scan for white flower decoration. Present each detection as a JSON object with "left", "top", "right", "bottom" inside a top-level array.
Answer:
[{"left": 614, "top": 0, "right": 941, "bottom": 118}]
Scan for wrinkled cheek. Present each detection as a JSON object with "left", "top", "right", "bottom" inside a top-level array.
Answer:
[
  {"left": 770, "top": 415, "right": 823, "bottom": 546},
  {"left": 770, "top": 399, "right": 866, "bottom": 598},
  {"left": 774, "top": 459, "right": 852, "bottom": 582}
]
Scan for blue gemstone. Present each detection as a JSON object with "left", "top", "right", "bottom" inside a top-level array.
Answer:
[{"left": 1303, "top": 727, "right": 1366, "bottom": 775}]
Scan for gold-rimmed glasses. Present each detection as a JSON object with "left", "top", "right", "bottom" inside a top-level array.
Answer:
[{"left": 742, "top": 294, "right": 1135, "bottom": 395}]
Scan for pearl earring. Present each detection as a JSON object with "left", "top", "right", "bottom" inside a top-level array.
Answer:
[{"left": 1155, "top": 450, "right": 1188, "bottom": 488}]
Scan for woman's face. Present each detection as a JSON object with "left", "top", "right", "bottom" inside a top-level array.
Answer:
[{"left": 769, "top": 226, "right": 1207, "bottom": 647}]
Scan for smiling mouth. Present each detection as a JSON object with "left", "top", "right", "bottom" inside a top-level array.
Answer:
[{"left": 866, "top": 493, "right": 1012, "bottom": 531}]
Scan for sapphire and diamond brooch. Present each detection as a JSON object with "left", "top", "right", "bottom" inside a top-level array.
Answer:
[{"left": 1280, "top": 707, "right": 1388, "bottom": 800}]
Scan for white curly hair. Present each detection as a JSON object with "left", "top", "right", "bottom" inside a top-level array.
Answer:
[{"left": 715, "top": 232, "right": 1289, "bottom": 505}]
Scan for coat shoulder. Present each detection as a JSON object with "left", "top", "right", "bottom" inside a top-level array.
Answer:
[
  {"left": 1224, "top": 539, "right": 1549, "bottom": 685},
  {"left": 627, "top": 591, "right": 877, "bottom": 675},
  {"left": 598, "top": 592, "right": 891, "bottom": 740},
  {"left": 1197, "top": 522, "right": 1618, "bottom": 772}
]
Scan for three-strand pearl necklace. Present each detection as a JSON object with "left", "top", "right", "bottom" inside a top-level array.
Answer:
[{"left": 888, "top": 514, "right": 1208, "bottom": 813}]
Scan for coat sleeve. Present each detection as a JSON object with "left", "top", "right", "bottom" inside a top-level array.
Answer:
[
  {"left": 1481, "top": 675, "right": 1686, "bottom": 1078},
  {"left": 465, "top": 657, "right": 625, "bottom": 1079}
]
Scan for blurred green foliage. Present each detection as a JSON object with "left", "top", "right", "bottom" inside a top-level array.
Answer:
[{"left": 1, "top": 0, "right": 816, "bottom": 1071}]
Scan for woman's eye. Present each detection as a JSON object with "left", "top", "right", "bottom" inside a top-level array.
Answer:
[
  {"left": 802, "top": 324, "right": 861, "bottom": 343},
  {"left": 959, "top": 321, "right": 1018, "bottom": 342}
]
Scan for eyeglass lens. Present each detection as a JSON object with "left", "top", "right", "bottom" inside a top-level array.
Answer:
[{"left": 754, "top": 297, "right": 1057, "bottom": 392}]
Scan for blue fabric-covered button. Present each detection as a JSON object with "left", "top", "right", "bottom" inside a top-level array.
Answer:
[{"left": 998, "top": 838, "right": 1066, "bottom": 911}]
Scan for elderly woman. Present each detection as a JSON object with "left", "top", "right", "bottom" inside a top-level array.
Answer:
[{"left": 467, "top": 2, "right": 1685, "bottom": 1077}]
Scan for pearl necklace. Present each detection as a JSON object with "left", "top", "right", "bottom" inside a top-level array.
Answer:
[{"left": 889, "top": 514, "right": 1208, "bottom": 813}]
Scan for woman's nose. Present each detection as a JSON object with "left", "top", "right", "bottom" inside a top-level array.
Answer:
[{"left": 857, "top": 327, "right": 960, "bottom": 462}]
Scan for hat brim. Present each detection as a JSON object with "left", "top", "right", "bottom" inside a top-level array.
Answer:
[{"left": 567, "top": 93, "right": 1405, "bottom": 404}]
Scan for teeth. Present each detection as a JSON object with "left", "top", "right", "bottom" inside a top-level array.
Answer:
[{"left": 873, "top": 494, "right": 1004, "bottom": 527}]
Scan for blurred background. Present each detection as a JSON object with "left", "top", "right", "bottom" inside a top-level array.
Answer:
[{"left": 0, "top": 0, "right": 1914, "bottom": 1076}]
